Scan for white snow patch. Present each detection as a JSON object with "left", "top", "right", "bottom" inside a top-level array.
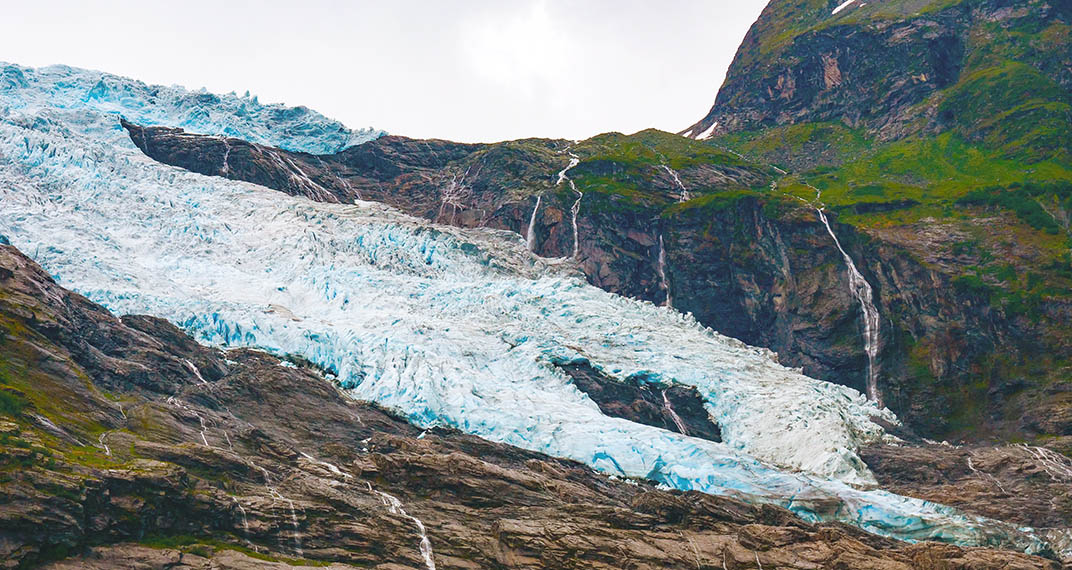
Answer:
[{"left": 832, "top": 0, "right": 858, "bottom": 15}]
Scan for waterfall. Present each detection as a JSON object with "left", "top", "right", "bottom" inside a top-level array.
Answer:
[
  {"left": 1016, "top": 444, "right": 1072, "bottom": 481},
  {"left": 220, "top": 137, "right": 231, "bottom": 175},
  {"left": 525, "top": 195, "right": 541, "bottom": 252},
  {"left": 184, "top": 359, "right": 208, "bottom": 385},
  {"left": 555, "top": 153, "right": 580, "bottom": 186},
  {"left": 165, "top": 396, "right": 212, "bottom": 446},
  {"left": 556, "top": 152, "right": 583, "bottom": 259},
  {"left": 300, "top": 452, "right": 354, "bottom": 479},
  {"left": 816, "top": 208, "right": 882, "bottom": 406},
  {"left": 660, "top": 164, "right": 690, "bottom": 202},
  {"left": 247, "top": 461, "right": 304, "bottom": 557},
  {"left": 661, "top": 390, "right": 688, "bottom": 435},
  {"left": 657, "top": 235, "right": 671, "bottom": 308},
  {"left": 367, "top": 482, "right": 436, "bottom": 570},
  {"left": 232, "top": 497, "right": 256, "bottom": 550},
  {"left": 259, "top": 148, "right": 334, "bottom": 203},
  {"left": 281, "top": 497, "right": 304, "bottom": 556},
  {"left": 438, "top": 166, "right": 472, "bottom": 225},
  {"left": 570, "top": 186, "right": 583, "bottom": 259}
]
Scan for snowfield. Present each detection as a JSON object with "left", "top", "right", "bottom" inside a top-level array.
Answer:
[{"left": 0, "top": 63, "right": 1054, "bottom": 555}]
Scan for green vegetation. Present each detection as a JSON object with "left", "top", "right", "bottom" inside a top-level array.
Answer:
[
  {"left": 576, "top": 129, "right": 750, "bottom": 171},
  {"left": 957, "top": 182, "right": 1072, "bottom": 235},
  {"left": 735, "top": 0, "right": 969, "bottom": 72},
  {"left": 716, "top": 122, "right": 872, "bottom": 172},
  {"left": 939, "top": 61, "right": 1071, "bottom": 163},
  {"left": 662, "top": 190, "right": 767, "bottom": 217},
  {"left": 544, "top": 129, "right": 774, "bottom": 215},
  {"left": 140, "top": 534, "right": 334, "bottom": 566},
  {"left": 0, "top": 387, "right": 27, "bottom": 416}
]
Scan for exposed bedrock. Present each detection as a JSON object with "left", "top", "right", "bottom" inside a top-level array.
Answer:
[
  {"left": 555, "top": 360, "right": 722, "bottom": 442},
  {"left": 681, "top": 0, "right": 1070, "bottom": 141}
]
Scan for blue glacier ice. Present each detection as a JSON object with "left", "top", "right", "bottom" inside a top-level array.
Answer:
[
  {"left": 0, "top": 62, "right": 384, "bottom": 154},
  {"left": 0, "top": 63, "right": 1060, "bottom": 558}
]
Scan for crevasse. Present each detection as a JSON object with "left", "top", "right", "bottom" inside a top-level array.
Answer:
[{"left": 0, "top": 64, "right": 1055, "bottom": 556}]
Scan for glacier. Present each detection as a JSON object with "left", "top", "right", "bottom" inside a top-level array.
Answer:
[
  {"left": 0, "top": 63, "right": 1057, "bottom": 556},
  {"left": 0, "top": 62, "right": 384, "bottom": 154}
]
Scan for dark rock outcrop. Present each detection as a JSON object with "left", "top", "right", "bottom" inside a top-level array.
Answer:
[
  {"left": 862, "top": 442, "right": 1072, "bottom": 533},
  {"left": 555, "top": 360, "right": 721, "bottom": 442}
]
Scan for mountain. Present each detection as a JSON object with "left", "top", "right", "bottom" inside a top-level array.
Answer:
[
  {"left": 2, "top": 0, "right": 1072, "bottom": 564},
  {"left": 114, "top": 0, "right": 1072, "bottom": 446},
  {"left": 678, "top": 0, "right": 1072, "bottom": 442},
  {"left": 682, "top": 0, "right": 1071, "bottom": 155}
]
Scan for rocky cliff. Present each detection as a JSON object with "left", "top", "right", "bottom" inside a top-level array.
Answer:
[
  {"left": 679, "top": 0, "right": 1072, "bottom": 442},
  {"left": 682, "top": 0, "right": 1071, "bottom": 150}
]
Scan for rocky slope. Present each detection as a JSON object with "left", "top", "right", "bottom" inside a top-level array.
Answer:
[{"left": 4, "top": 243, "right": 1065, "bottom": 568}]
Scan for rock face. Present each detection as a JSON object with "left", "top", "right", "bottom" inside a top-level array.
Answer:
[
  {"left": 680, "top": 0, "right": 1071, "bottom": 143},
  {"left": 665, "top": 197, "right": 1072, "bottom": 440},
  {"left": 862, "top": 442, "right": 1072, "bottom": 534},
  {"left": 121, "top": 122, "right": 772, "bottom": 303},
  {"left": 3, "top": 243, "right": 1062, "bottom": 568},
  {"left": 555, "top": 361, "right": 722, "bottom": 442},
  {"left": 675, "top": 0, "right": 1072, "bottom": 441}
]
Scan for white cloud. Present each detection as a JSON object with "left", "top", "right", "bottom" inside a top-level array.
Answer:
[
  {"left": 460, "top": 1, "right": 574, "bottom": 101},
  {"left": 0, "top": 0, "right": 767, "bottom": 142}
]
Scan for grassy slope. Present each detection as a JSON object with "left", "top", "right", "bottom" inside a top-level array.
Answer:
[{"left": 563, "top": 129, "right": 770, "bottom": 214}]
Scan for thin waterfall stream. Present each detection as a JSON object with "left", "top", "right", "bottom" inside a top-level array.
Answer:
[
  {"left": 657, "top": 234, "right": 672, "bottom": 308},
  {"left": 526, "top": 195, "right": 541, "bottom": 252},
  {"left": 814, "top": 204, "right": 882, "bottom": 406},
  {"left": 661, "top": 390, "right": 688, "bottom": 435},
  {"left": 555, "top": 152, "right": 583, "bottom": 258}
]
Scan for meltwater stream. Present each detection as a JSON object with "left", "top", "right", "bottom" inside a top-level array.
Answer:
[
  {"left": 0, "top": 63, "right": 1056, "bottom": 556},
  {"left": 817, "top": 207, "right": 883, "bottom": 405},
  {"left": 556, "top": 151, "right": 583, "bottom": 258},
  {"left": 526, "top": 195, "right": 541, "bottom": 252}
]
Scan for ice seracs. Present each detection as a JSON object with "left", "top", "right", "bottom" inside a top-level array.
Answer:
[{"left": 0, "top": 62, "right": 383, "bottom": 154}]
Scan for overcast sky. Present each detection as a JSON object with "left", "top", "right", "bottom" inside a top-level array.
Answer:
[{"left": 2, "top": 1, "right": 767, "bottom": 143}]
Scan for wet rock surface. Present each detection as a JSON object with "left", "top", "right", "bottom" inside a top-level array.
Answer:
[
  {"left": 0, "top": 245, "right": 1062, "bottom": 568},
  {"left": 556, "top": 360, "right": 721, "bottom": 442}
]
